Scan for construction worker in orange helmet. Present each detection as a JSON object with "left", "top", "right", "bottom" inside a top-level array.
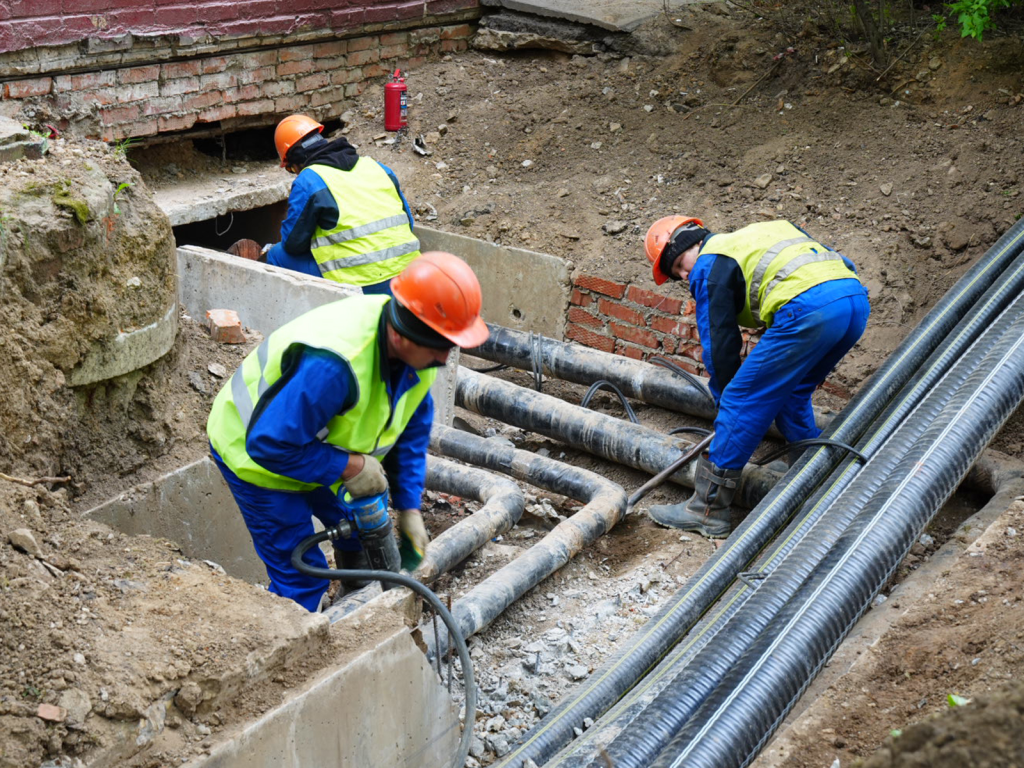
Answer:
[
  {"left": 643, "top": 216, "right": 870, "bottom": 539},
  {"left": 260, "top": 113, "right": 420, "bottom": 297},
  {"left": 207, "top": 252, "right": 488, "bottom": 612}
]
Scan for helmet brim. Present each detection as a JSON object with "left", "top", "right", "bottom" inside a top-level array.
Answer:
[{"left": 435, "top": 316, "right": 490, "bottom": 349}]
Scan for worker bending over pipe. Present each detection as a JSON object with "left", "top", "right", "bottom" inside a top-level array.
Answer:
[
  {"left": 207, "top": 252, "right": 489, "bottom": 611},
  {"left": 643, "top": 217, "right": 870, "bottom": 538},
  {"left": 263, "top": 113, "right": 420, "bottom": 296}
]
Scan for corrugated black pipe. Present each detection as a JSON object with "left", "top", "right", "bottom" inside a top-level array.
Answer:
[
  {"left": 651, "top": 308, "right": 1024, "bottom": 768},
  {"left": 496, "top": 215, "right": 1024, "bottom": 768},
  {"left": 583, "top": 288, "right": 1024, "bottom": 768},
  {"left": 425, "top": 426, "right": 626, "bottom": 659},
  {"left": 419, "top": 456, "right": 525, "bottom": 583}
]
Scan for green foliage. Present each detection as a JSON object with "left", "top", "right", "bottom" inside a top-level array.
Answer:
[
  {"left": 114, "top": 181, "right": 132, "bottom": 215},
  {"left": 113, "top": 136, "right": 139, "bottom": 157},
  {"left": 947, "top": 692, "right": 971, "bottom": 706},
  {"left": 946, "top": 0, "right": 1021, "bottom": 39},
  {"left": 890, "top": 728, "right": 903, "bottom": 738}
]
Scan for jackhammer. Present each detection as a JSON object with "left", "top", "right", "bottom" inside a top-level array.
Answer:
[{"left": 335, "top": 489, "right": 402, "bottom": 587}]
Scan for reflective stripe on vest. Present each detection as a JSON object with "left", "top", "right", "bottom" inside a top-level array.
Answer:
[
  {"left": 307, "top": 159, "right": 420, "bottom": 286},
  {"left": 700, "top": 220, "right": 858, "bottom": 327},
  {"left": 207, "top": 295, "right": 436, "bottom": 491}
]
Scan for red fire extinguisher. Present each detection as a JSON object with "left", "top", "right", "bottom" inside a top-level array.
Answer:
[{"left": 384, "top": 69, "right": 408, "bottom": 132}]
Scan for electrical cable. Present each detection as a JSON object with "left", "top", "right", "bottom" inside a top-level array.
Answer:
[
  {"left": 649, "top": 356, "right": 718, "bottom": 410},
  {"left": 530, "top": 331, "right": 544, "bottom": 391},
  {"left": 580, "top": 380, "right": 641, "bottom": 424},
  {"left": 462, "top": 363, "right": 509, "bottom": 374},
  {"left": 753, "top": 438, "right": 868, "bottom": 467},
  {"left": 291, "top": 532, "right": 476, "bottom": 768},
  {"left": 668, "top": 426, "right": 713, "bottom": 438}
]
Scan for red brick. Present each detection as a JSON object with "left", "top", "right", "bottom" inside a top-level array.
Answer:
[
  {"left": 309, "top": 87, "right": 347, "bottom": 107},
  {"left": 380, "top": 31, "right": 410, "bottom": 46},
  {"left": 819, "top": 380, "right": 853, "bottom": 400},
  {"left": 159, "top": 113, "right": 197, "bottom": 132},
  {"left": 100, "top": 104, "right": 141, "bottom": 125},
  {"left": 3, "top": 77, "right": 52, "bottom": 98},
  {"left": 223, "top": 84, "right": 261, "bottom": 103},
  {"left": 10, "top": 0, "right": 60, "bottom": 16},
  {"left": 574, "top": 274, "right": 626, "bottom": 299},
  {"left": 347, "top": 36, "right": 379, "bottom": 52},
  {"left": 278, "top": 59, "right": 314, "bottom": 76},
  {"left": 160, "top": 76, "right": 201, "bottom": 96},
  {"left": 119, "top": 82, "right": 161, "bottom": 103},
  {"left": 198, "top": 104, "right": 237, "bottom": 123},
  {"left": 275, "top": 94, "right": 309, "bottom": 111},
  {"left": 202, "top": 56, "right": 230, "bottom": 74},
  {"left": 610, "top": 322, "right": 660, "bottom": 349},
  {"left": 144, "top": 96, "right": 186, "bottom": 116},
  {"left": 380, "top": 43, "right": 408, "bottom": 60},
  {"left": 440, "top": 39, "right": 469, "bottom": 52},
  {"left": 568, "top": 307, "right": 602, "bottom": 328},
  {"left": 235, "top": 98, "right": 277, "bottom": 116},
  {"left": 261, "top": 80, "right": 296, "bottom": 98},
  {"left": 441, "top": 23, "right": 473, "bottom": 39},
  {"left": 200, "top": 72, "right": 238, "bottom": 90},
  {"left": 109, "top": 7, "right": 157, "bottom": 27},
  {"left": 296, "top": 73, "right": 329, "bottom": 92},
  {"left": 280, "top": 46, "right": 315, "bottom": 63},
  {"left": 207, "top": 309, "right": 246, "bottom": 344},
  {"left": 661, "top": 337, "right": 678, "bottom": 355},
  {"left": 659, "top": 356, "right": 702, "bottom": 376},
  {"left": 615, "top": 343, "right": 645, "bottom": 361},
  {"left": 118, "top": 65, "right": 161, "bottom": 85},
  {"left": 78, "top": 89, "right": 117, "bottom": 107},
  {"left": 130, "top": 117, "right": 160, "bottom": 137},
  {"left": 331, "top": 68, "right": 364, "bottom": 85},
  {"left": 347, "top": 48, "right": 380, "bottom": 67},
  {"left": 597, "top": 298, "right": 645, "bottom": 327},
  {"left": 362, "top": 63, "right": 388, "bottom": 79},
  {"left": 343, "top": 82, "right": 365, "bottom": 97},
  {"left": 204, "top": 2, "right": 242, "bottom": 22},
  {"left": 682, "top": 299, "right": 697, "bottom": 316},
  {"left": 570, "top": 289, "right": 591, "bottom": 307},
  {"left": 239, "top": 65, "right": 277, "bottom": 85},
  {"left": 155, "top": 5, "right": 199, "bottom": 27},
  {"left": 162, "top": 60, "right": 202, "bottom": 79},
  {"left": 313, "top": 40, "right": 348, "bottom": 57},
  {"left": 331, "top": 9, "right": 364, "bottom": 28},
  {"left": 427, "top": 0, "right": 479, "bottom": 11},
  {"left": 650, "top": 316, "right": 692, "bottom": 339},
  {"left": 566, "top": 324, "right": 614, "bottom": 353},
  {"left": 626, "top": 286, "right": 683, "bottom": 314},
  {"left": 367, "top": 1, "right": 423, "bottom": 22},
  {"left": 72, "top": 71, "right": 116, "bottom": 90},
  {"left": 237, "top": 50, "right": 278, "bottom": 69},
  {"left": 182, "top": 91, "right": 221, "bottom": 111},
  {"left": 677, "top": 343, "right": 703, "bottom": 363},
  {"left": 403, "top": 55, "right": 428, "bottom": 68},
  {"left": 242, "top": 0, "right": 279, "bottom": 20},
  {"left": 289, "top": 0, "right": 334, "bottom": 11}
]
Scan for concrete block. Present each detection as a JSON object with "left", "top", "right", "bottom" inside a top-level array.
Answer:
[
  {"left": 206, "top": 308, "right": 246, "bottom": 343},
  {"left": 417, "top": 225, "right": 571, "bottom": 337},
  {"left": 69, "top": 302, "right": 178, "bottom": 387}
]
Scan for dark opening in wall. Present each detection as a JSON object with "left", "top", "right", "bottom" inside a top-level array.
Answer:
[
  {"left": 172, "top": 200, "right": 288, "bottom": 252},
  {"left": 193, "top": 119, "right": 343, "bottom": 163}
]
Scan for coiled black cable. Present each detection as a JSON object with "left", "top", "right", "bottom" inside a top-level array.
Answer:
[
  {"left": 754, "top": 438, "right": 868, "bottom": 466},
  {"left": 291, "top": 532, "right": 476, "bottom": 768},
  {"left": 668, "top": 426, "right": 713, "bottom": 438}
]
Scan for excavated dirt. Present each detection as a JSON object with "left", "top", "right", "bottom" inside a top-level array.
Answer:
[{"left": 2, "top": 5, "right": 1024, "bottom": 767}]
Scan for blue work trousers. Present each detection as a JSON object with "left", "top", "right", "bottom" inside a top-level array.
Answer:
[
  {"left": 211, "top": 447, "right": 362, "bottom": 612},
  {"left": 265, "top": 243, "right": 394, "bottom": 297},
  {"left": 710, "top": 287, "right": 870, "bottom": 470}
]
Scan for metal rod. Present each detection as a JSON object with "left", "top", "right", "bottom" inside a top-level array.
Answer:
[
  {"left": 432, "top": 611, "right": 443, "bottom": 678},
  {"left": 627, "top": 432, "right": 714, "bottom": 509},
  {"left": 447, "top": 594, "right": 454, "bottom": 694}
]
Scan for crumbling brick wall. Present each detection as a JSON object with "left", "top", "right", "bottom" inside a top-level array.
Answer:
[
  {"left": 0, "top": 1, "right": 479, "bottom": 141},
  {"left": 567, "top": 273, "right": 763, "bottom": 379}
]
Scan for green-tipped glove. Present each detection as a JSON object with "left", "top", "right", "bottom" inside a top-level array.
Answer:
[{"left": 398, "top": 509, "right": 429, "bottom": 571}]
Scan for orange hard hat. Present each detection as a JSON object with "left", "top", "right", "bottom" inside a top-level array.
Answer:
[
  {"left": 391, "top": 251, "right": 490, "bottom": 348},
  {"left": 274, "top": 114, "right": 324, "bottom": 167},
  {"left": 645, "top": 215, "right": 705, "bottom": 285}
]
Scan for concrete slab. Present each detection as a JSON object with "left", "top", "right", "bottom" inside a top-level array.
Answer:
[
  {"left": 481, "top": 0, "right": 669, "bottom": 32},
  {"left": 154, "top": 171, "right": 292, "bottom": 228},
  {"left": 68, "top": 301, "right": 179, "bottom": 386},
  {"left": 417, "top": 225, "right": 571, "bottom": 337}
]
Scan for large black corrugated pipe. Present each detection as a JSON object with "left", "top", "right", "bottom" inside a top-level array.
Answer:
[
  {"left": 419, "top": 457, "right": 525, "bottom": 583},
  {"left": 650, "top": 309, "right": 1024, "bottom": 768},
  {"left": 578, "top": 289, "right": 1024, "bottom": 768},
  {"left": 455, "top": 368, "right": 781, "bottom": 508},
  {"left": 425, "top": 426, "right": 626, "bottom": 659},
  {"left": 496, "top": 217, "right": 1024, "bottom": 768}
]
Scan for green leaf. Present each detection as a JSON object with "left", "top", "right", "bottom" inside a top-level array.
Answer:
[{"left": 947, "top": 693, "right": 971, "bottom": 707}]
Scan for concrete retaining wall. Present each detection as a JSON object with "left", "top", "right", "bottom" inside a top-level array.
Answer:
[{"left": 418, "top": 225, "right": 572, "bottom": 338}]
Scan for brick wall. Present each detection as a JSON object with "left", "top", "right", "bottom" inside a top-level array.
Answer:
[
  {"left": 0, "top": 21, "right": 476, "bottom": 141},
  {"left": 567, "top": 273, "right": 763, "bottom": 379},
  {"left": 0, "top": 0, "right": 478, "bottom": 54}
]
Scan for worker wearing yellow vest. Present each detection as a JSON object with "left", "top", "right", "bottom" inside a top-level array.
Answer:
[
  {"left": 207, "top": 252, "right": 489, "bottom": 611},
  {"left": 643, "top": 218, "right": 870, "bottom": 538},
  {"left": 262, "top": 114, "right": 420, "bottom": 296}
]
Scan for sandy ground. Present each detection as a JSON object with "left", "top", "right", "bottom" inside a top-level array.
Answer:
[{"left": 2, "top": 5, "right": 1024, "bottom": 767}]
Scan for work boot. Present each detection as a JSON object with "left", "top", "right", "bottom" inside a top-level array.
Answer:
[
  {"left": 648, "top": 455, "right": 743, "bottom": 539},
  {"left": 333, "top": 546, "right": 371, "bottom": 590}
]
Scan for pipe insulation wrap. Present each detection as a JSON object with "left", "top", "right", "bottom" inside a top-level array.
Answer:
[
  {"left": 426, "top": 426, "right": 626, "bottom": 658},
  {"left": 654, "top": 307, "right": 1024, "bottom": 768},
  {"left": 587, "top": 287, "right": 1024, "bottom": 768},
  {"left": 420, "top": 456, "right": 525, "bottom": 583},
  {"left": 500, "top": 216, "right": 1024, "bottom": 768}
]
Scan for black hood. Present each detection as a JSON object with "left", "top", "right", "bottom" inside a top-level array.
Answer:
[{"left": 297, "top": 136, "right": 360, "bottom": 172}]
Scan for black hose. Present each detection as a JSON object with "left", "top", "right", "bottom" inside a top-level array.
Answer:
[
  {"left": 497, "top": 215, "right": 1024, "bottom": 768},
  {"left": 290, "top": 533, "right": 476, "bottom": 768},
  {"left": 667, "top": 426, "right": 713, "bottom": 438},
  {"left": 462, "top": 362, "right": 509, "bottom": 373},
  {"left": 653, "top": 306, "right": 1024, "bottom": 768},
  {"left": 753, "top": 438, "right": 868, "bottom": 466},
  {"left": 579, "top": 380, "right": 640, "bottom": 424},
  {"left": 648, "top": 356, "right": 718, "bottom": 410}
]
